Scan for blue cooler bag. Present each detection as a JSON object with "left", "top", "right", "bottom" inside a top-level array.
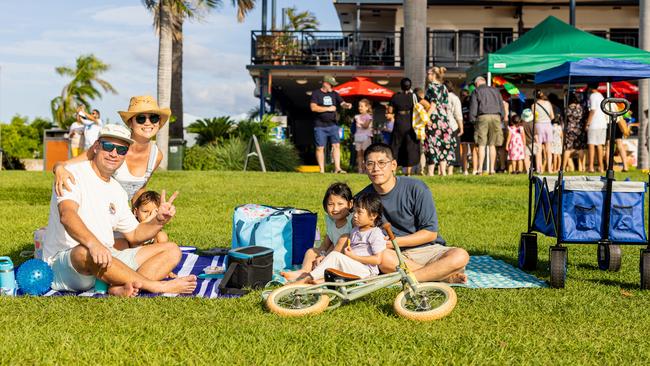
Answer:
[{"left": 231, "top": 204, "right": 317, "bottom": 271}]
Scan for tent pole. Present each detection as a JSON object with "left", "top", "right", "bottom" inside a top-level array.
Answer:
[{"left": 485, "top": 71, "right": 492, "bottom": 173}]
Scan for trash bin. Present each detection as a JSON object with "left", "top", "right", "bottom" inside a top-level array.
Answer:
[
  {"left": 168, "top": 138, "right": 185, "bottom": 170},
  {"left": 43, "top": 129, "right": 70, "bottom": 172}
]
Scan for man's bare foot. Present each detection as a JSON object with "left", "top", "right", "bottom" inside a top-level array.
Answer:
[
  {"left": 444, "top": 272, "right": 468, "bottom": 284},
  {"left": 280, "top": 270, "right": 305, "bottom": 281},
  {"left": 292, "top": 273, "right": 313, "bottom": 285},
  {"left": 108, "top": 282, "right": 141, "bottom": 297},
  {"left": 159, "top": 275, "right": 197, "bottom": 294}
]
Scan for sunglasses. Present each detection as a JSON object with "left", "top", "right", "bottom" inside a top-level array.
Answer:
[
  {"left": 100, "top": 141, "right": 129, "bottom": 156},
  {"left": 135, "top": 114, "right": 160, "bottom": 124}
]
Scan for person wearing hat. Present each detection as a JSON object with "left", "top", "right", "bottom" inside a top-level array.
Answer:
[
  {"left": 43, "top": 124, "right": 197, "bottom": 297},
  {"left": 310, "top": 75, "right": 352, "bottom": 173},
  {"left": 54, "top": 96, "right": 171, "bottom": 203}
]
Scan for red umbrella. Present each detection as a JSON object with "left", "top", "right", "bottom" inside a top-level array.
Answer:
[
  {"left": 577, "top": 81, "right": 638, "bottom": 96},
  {"left": 333, "top": 77, "right": 394, "bottom": 101}
]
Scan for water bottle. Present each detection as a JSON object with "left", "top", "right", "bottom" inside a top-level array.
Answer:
[
  {"left": 0, "top": 257, "right": 16, "bottom": 296},
  {"left": 314, "top": 228, "right": 321, "bottom": 249}
]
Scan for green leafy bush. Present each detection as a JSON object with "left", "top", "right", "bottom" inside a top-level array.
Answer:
[
  {"left": 183, "top": 138, "right": 299, "bottom": 172},
  {"left": 1, "top": 115, "right": 53, "bottom": 169},
  {"left": 233, "top": 114, "right": 278, "bottom": 142},
  {"left": 186, "top": 117, "right": 235, "bottom": 145}
]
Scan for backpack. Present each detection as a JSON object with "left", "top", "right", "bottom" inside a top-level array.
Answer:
[{"left": 231, "top": 204, "right": 317, "bottom": 271}]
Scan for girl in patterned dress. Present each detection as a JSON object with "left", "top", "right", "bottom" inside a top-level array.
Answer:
[
  {"left": 424, "top": 66, "right": 457, "bottom": 176},
  {"left": 506, "top": 114, "right": 526, "bottom": 174}
]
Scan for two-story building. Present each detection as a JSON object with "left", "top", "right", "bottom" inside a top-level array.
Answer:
[{"left": 247, "top": 0, "right": 640, "bottom": 162}]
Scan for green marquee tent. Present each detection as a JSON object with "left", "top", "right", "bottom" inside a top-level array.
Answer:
[{"left": 466, "top": 16, "right": 650, "bottom": 81}]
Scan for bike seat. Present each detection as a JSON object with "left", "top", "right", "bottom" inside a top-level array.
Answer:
[{"left": 324, "top": 268, "right": 361, "bottom": 282}]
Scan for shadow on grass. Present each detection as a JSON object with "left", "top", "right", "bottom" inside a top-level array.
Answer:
[
  {"left": 7, "top": 243, "right": 34, "bottom": 265},
  {"left": 582, "top": 278, "right": 639, "bottom": 290}
]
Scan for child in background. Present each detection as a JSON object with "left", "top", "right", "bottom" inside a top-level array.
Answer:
[
  {"left": 382, "top": 106, "right": 394, "bottom": 145},
  {"left": 281, "top": 182, "right": 353, "bottom": 281},
  {"left": 293, "top": 191, "right": 386, "bottom": 284},
  {"left": 414, "top": 87, "right": 431, "bottom": 175},
  {"left": 551, "top": 118, "right": 563, "bottom": 173},
  {"left": 68, "top": 120, "right": 85, "bottom": 157},
  {"left": 114, "top": 191, "right": 169, "bottom": 249},
  {"left": 354, "top": 99, "right": 374, "bottom": 173},
  {"left": 506, "top": 114, "right": 526, "bottom": 174}
]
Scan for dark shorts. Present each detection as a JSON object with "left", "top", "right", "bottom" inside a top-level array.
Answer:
[{"left": 314, "top": 125, "right": 340, "bottom": 147}]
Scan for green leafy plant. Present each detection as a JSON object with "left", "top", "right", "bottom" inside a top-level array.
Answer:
[
  {"left": 183, "top": 138, "right": 299, "bottom": 172},
  {"left": 233, "top": 114, "right": 278, "bottom": 142},
  {"left": 0, "top": 115, "right": 53, "bottom": 169},
  {"left": 187, "top": 116, "right": 235, "bottom": 145}
]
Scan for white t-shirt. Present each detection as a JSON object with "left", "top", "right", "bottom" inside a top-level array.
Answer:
[
  {"left": 589, "top": 92, "right": 608, "bottom": 130},
  {"left": 68, "top": 121, "right": 85, "bottom": 148},
  {"left": 79, "top": 112, "right": 102, "bottom": 149},
  {"left": 43, "top": 161, "right": 139, "bottom": 262}
]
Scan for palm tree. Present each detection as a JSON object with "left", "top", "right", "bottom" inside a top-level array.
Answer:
[
  {"left": 144, "top": 0, "right": 256, "bottom": 169},
  {"left": 50, "top": 54, "right": 116, "bottom": 128},
  {"left": 187, "top": 116, "right": 235, "bottom": 145},
  {"left": 283, "top": 7, "right": 319, "bottom": 32}
]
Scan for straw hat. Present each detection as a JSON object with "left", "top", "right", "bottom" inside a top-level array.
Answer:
[{"left": 118, "top": 96, "right": 172, "bottom": 126}]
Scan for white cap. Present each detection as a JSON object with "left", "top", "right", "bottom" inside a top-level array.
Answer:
[{"left": 98, "top": 124, "right": 134, "bottom": 145}]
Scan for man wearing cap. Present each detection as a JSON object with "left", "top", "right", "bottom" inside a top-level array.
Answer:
[
  {"left": 43, "top": 124, "right": 197, "bottom": 297},
  {"left": 469, "top": 76, "right": 505, "bottom": 175},
  {"left": 310, "top": 75, "right": 352, "bottom": 173}
]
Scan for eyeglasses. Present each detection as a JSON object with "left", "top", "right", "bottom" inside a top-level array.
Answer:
[
  {"left": 100, "top": 141, "right": 129, "bottom": 156},
  {"left": 135, "top": 114, "right": 160, "bottom": 124},
  {"left": 365, "top": 160, "right": 391, "bottom": 170}
]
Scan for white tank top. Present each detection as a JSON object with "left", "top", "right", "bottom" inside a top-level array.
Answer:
[{"left": 112, "top": 142, "right": 158, "bottom": 200}]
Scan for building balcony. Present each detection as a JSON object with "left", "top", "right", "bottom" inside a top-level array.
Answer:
[{"left": 250, "top": 29, "right": 638, "bottom": 70}]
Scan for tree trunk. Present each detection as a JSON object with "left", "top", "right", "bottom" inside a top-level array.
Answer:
[
  {"left": 156, "top": 1, "right": 173, "bottom": 170},
  {"left": 639, "top": 0, "right": 649, "bottom": 169},
  {"left": 170, "top": 18, "right": 184, "bottom": 140},
  {"left": 403, "top": 0, "right": 427, "bottom": 89}
]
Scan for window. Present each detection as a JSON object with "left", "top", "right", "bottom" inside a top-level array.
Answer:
[
  {"left": 430, "top": 30, "right": 455, "bottom": 61},
  {"left": 459, "top": 31, "right": 480, "bottom": 60},
  {"left": 483, "top": 28, "right": 514, "bottom": 53},
  {"left": 589, "top": 30, "right": 607, "bottom": 39},
  {"left": 610, "top": 28, "right": 638, "bottom": 47}
]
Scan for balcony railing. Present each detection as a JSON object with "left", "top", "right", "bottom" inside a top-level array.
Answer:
[
  {"left": 250, "top": 29, "right": 639, "bottom": 68},
  {"left": 251, "top": 30, "right": 402, "bottom": 67}
]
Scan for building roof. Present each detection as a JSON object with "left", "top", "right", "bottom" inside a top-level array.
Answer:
[{"left": 333, "top": 0, "right": 638, "bottom": 5}]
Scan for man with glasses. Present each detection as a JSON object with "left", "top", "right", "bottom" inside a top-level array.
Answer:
[
  {"left": 43, "top": 124, "right": 197, "bottom": 297},
  {"left": 359, "top": 143, "right": 469, "bottom": 283}
]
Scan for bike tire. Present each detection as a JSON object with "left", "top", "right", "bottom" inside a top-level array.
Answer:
[
  {"left": 266, "top": 284, "right": 330, "bottom": 317},
  {"left": 393, "top": 282, "right": 457, "bottom": 321}
]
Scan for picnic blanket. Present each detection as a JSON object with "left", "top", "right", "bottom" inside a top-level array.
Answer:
[
  {"left": 269, "top": 255, "right": 547, "bottom": 289},
  {"left": 39, "top": 253, "right": 234, "bottom": 298}
]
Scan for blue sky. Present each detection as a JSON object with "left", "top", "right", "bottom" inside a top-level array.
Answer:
[{"left": 0, "top": 0, "right": 340, "bottom": 123}]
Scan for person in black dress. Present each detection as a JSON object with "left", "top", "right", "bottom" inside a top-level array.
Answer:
[{"left": 389, "top": 78, "right": 420, "bottom": 175}]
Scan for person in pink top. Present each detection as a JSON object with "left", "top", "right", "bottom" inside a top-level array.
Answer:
[
  {"left": 354, "top": 98, "right": 374, "bottom": 173},
  {"left": 505, "top": 114, "right": 526, "bottom": 174}
]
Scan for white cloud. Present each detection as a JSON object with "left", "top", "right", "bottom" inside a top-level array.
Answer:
[{"left": 90, "top": 6, "right": 151, "bottom": 27}]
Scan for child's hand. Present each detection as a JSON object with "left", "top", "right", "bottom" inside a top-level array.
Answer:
[
  {"left": 142, "top": 208, "right": 158, "bottom": 223},
  {"left": 155, "top": 190, "right": 178, "bottom": 225},
  {"left": 343, "top": 245, "right": 355, "bottom": 258}
]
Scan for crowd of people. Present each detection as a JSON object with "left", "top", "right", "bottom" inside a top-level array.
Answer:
[{"left": 310, "top": 73, "right": 634, "bottom": 176}]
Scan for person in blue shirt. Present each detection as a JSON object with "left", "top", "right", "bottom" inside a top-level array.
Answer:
[{"left": 359, "top": 143, "right": 469, "bottom": 283}]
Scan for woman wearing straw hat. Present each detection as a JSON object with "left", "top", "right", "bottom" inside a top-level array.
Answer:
[{"left": 53, "top": 96, "right": 171, "bottom": 203}]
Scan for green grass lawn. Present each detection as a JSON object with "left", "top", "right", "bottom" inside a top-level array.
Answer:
[{"left": 1, "top": 170, "right": 650, "bottom": 364}]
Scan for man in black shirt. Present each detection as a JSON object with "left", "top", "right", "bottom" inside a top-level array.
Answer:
[{"left": 310, "top": 75, "right": 352, "bottom": 173}]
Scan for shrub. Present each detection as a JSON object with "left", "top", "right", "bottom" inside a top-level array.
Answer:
[
  {"left": 0, "top": 115, "right": 53, "bottom": 169},
  {"left": 183, "top": 138, "right": 300, "bottom": 172},
  {"left": 186, "top": 117, "right": 235, "bottom": 146},
  {"left": 233, "top": 114, "right": 278, "bottom": 142}
]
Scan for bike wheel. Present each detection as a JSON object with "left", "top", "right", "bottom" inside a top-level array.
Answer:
[
  {"left": 393, "top": 282, "right": 457, "bottom": 321},
  {"left": 266, "top": 284, "right": 330, "bottom": 317}
]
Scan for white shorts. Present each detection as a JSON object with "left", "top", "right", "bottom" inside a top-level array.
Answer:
[
  {"left": 402, "top": 244, "right": 454, "bottom": 266},
  {"left": 50, "top": 246, "right": 142, "bottom": 292},
  {"left": 588, "top": 128, "right": 607, "bottom": 145}
]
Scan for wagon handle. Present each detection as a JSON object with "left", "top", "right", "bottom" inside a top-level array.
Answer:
[{"left": 600, "top": 97, "right": 630, "bottom": 119}]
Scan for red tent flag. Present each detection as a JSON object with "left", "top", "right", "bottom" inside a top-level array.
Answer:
[{"left": 333, "top": 77, "right": 395, "bottom": 100}]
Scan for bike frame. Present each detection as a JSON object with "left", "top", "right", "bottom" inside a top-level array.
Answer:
[{"left": 291, "top": 236, "right": 421, "bottom": 310}]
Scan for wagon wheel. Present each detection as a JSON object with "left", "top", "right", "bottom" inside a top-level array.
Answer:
[
  {"left": 598, "top": 244, "right": 622, "bottom": 272},
  {"left": 518, "top": 232, "right": 538, "bottom": 270},
  {"left": 641, "top": 250, "right": 650, "bottom": 290},
  {"left": 549, "top": 246, "right": 567, "bottom": 289}
]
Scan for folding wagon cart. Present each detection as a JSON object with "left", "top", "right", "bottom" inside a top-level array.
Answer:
[{"left": 517, "top": 58, "right": 650, "bottom": 289}]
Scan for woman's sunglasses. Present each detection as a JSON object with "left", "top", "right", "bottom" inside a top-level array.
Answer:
[
  {"left": 100, "top": 141, "right": 129, "bottom": 156},
  {"left": 135, "top": 114, "right": 161, "bottom": 124}
]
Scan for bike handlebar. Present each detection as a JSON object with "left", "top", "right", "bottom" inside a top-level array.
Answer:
[{"left": 382, "top": 223, "right": 396, "bottom": 240}]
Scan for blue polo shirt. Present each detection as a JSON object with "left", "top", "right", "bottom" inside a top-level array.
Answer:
[{"left": 360, "top": 176, "right": 445, "bottom": 248}]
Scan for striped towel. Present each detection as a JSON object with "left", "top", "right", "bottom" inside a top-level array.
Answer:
[{"left": 41, "top": 253, "right": 237, "bottom": 298}]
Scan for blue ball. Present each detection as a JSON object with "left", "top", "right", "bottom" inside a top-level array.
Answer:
[{"left": 16, "top": 259, "right": 53, "bottom": 295}]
